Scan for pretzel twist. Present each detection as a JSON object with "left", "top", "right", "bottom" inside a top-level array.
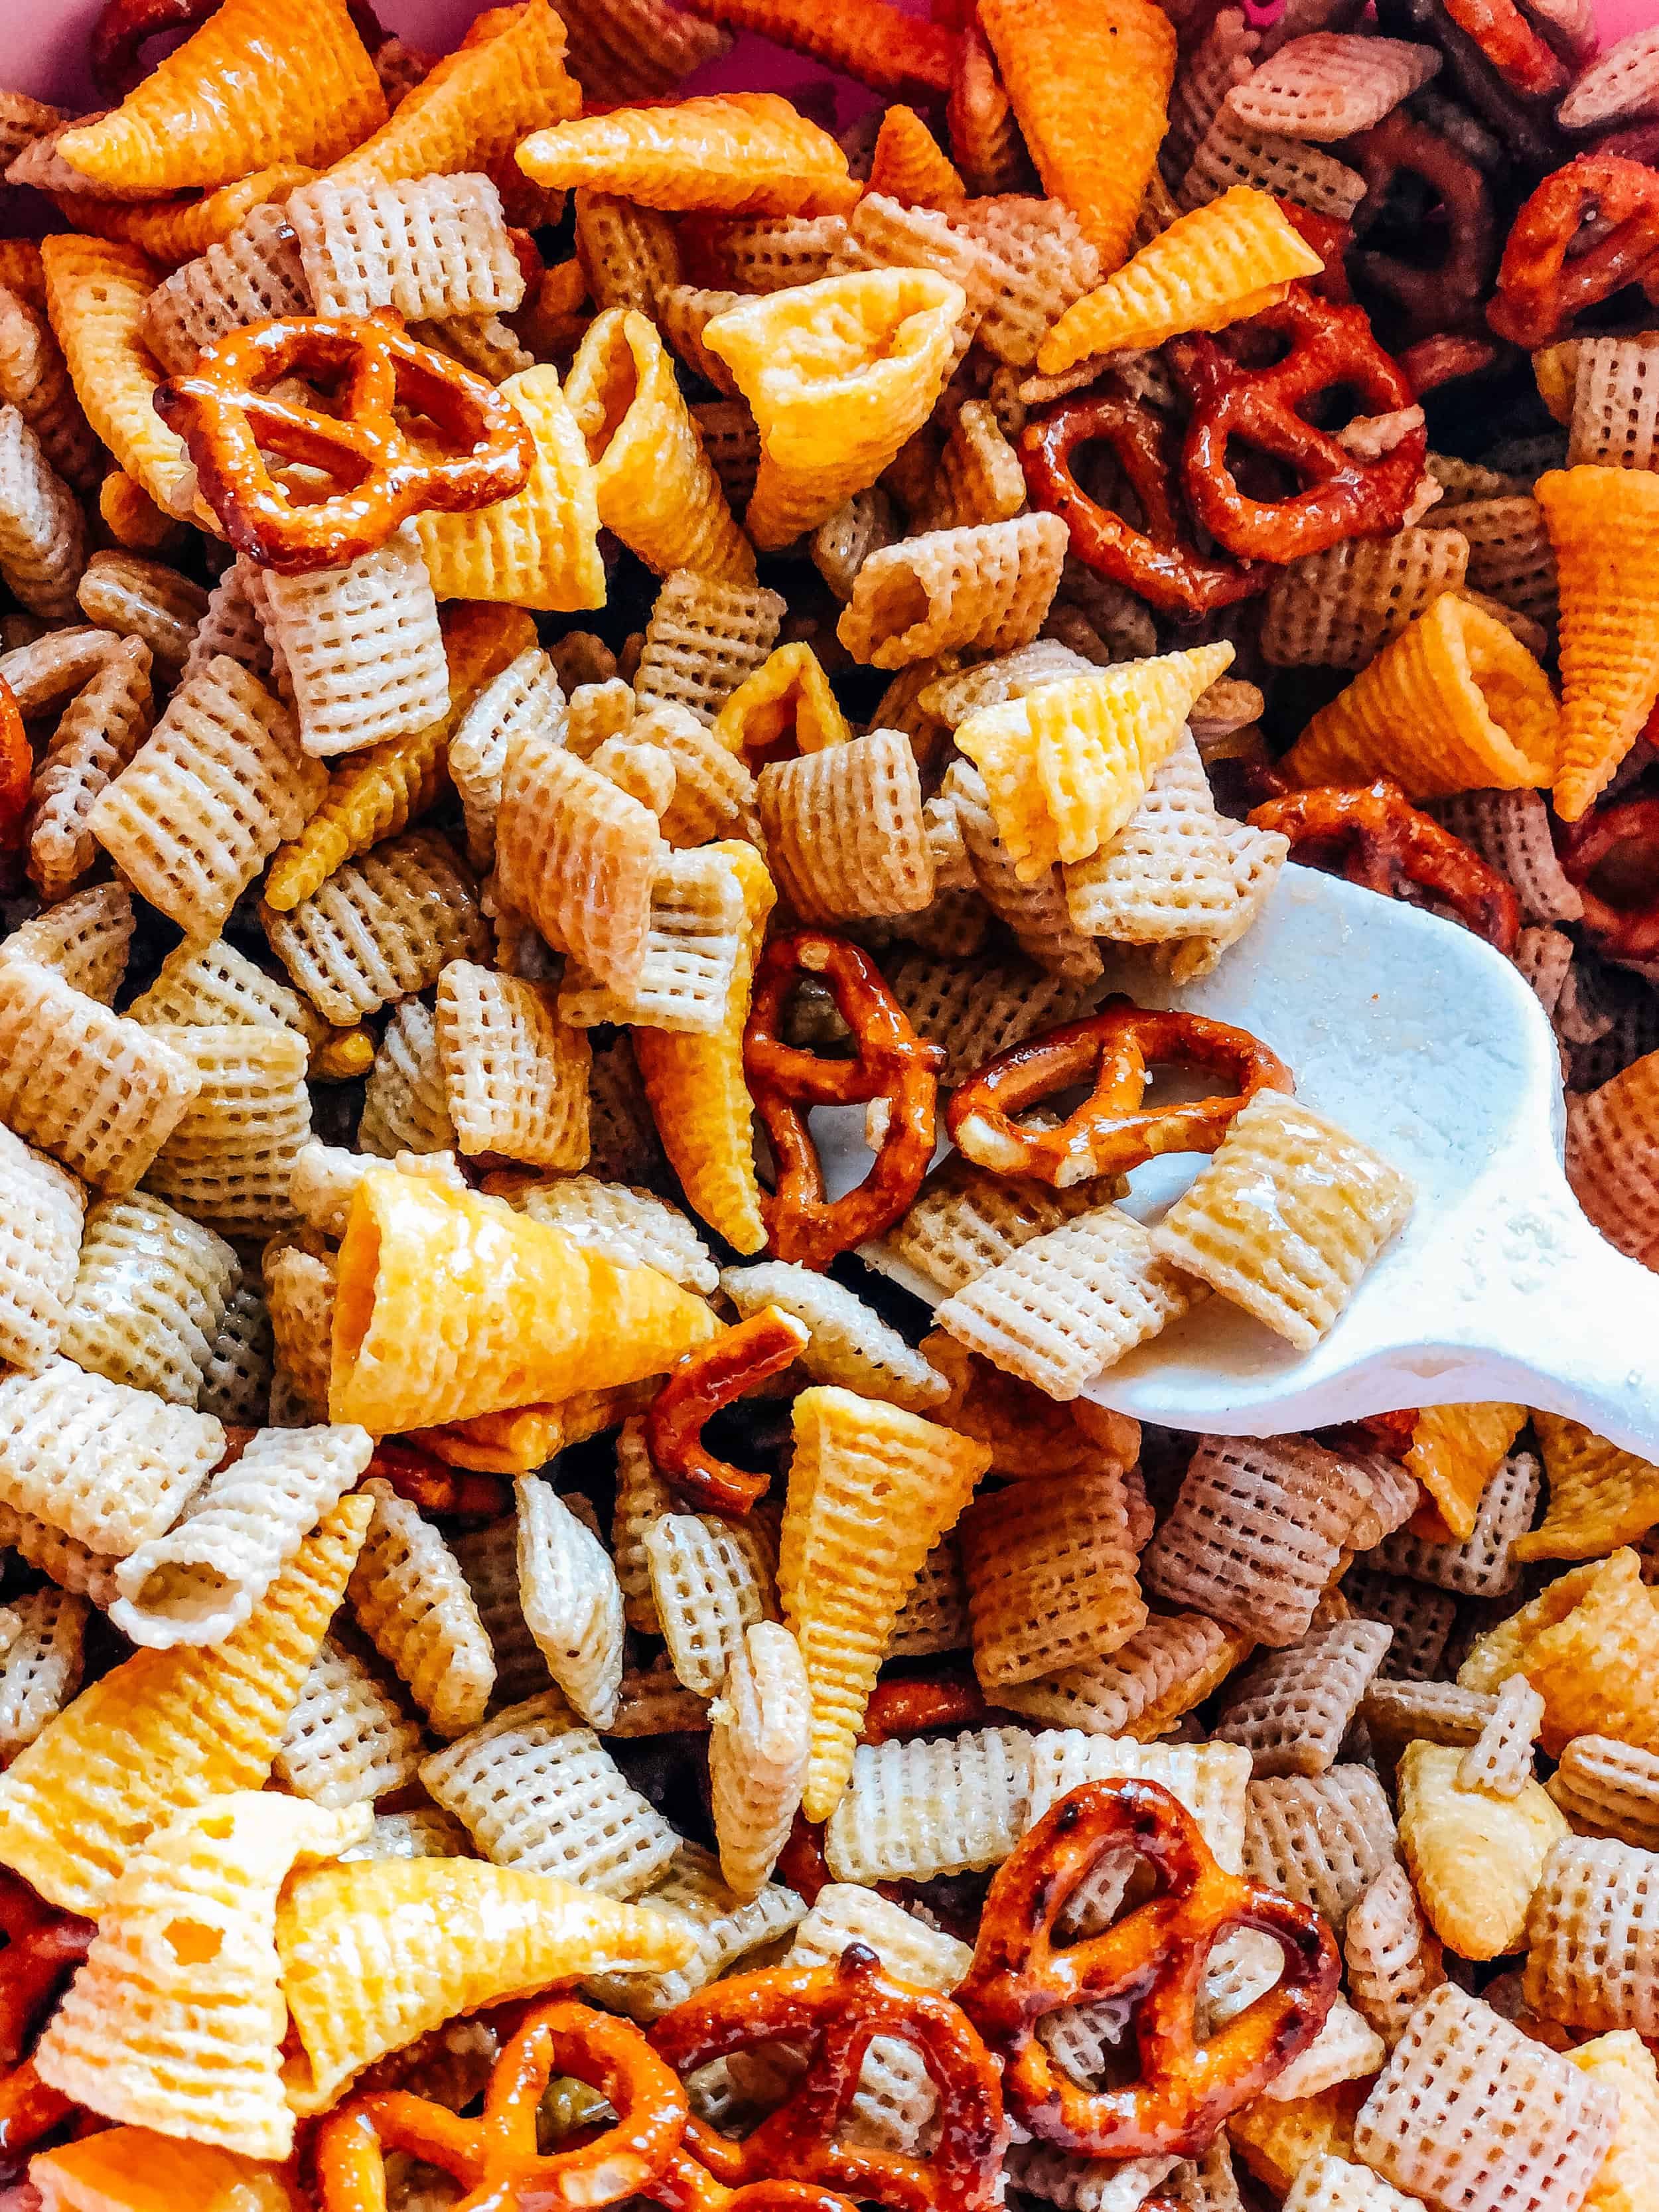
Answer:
[
  {"left": 1558, "top": 798, "right": 1659, "bottom": 962},
  {"left": 1488, "top": 154, "right": 1659, "bottom": 346},
  {"left": 860, "top": 1676, "right": 998, "bottom": 1745},
  {"left": 365, "top": 1441, "right": 510, "bottom": 1522},
  {"left": 316, "top": 1999, "right": 691, "bottom": 2212},
  {"left": 956, "top": 1779, "right": 1338, "bottom": 2160},
  {"left": 946, "top": 1000, "right": 1291, "bottom": 1189},
  {"left": 645, "top": 1309, "right": 807, "bottom": 1517},
  {"left": 153, "top": 315, "right": 533, "bottom": 575},
  {"left": 649, "top": 1950, "right": 1007, "bottom": 2212},
  {"left": 1350, "top": 114, "right": 1498, "bottom": 344},
  {"left": 1250, "top": 781, "right": 1520, "bottom": 952},
  {"left": 1170, "top": 286, "right": 1425, "bottom": 564},
  {"left": 1439, "top": 0, "right": 1567, "bottom": 96},
  {"left": 1020, "top": 394, "right": 1271, "bottom": 619},
  {"left": 744, "top": 933, "right": 944, "bottom": 1271}
]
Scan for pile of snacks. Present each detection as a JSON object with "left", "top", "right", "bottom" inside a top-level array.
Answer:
[{"left": 4, "top": 0, "right": 1659, "bottom": 2208}]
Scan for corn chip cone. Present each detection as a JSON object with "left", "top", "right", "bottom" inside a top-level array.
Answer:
[
  {"left": 516, "top": 92, "right": 861, "bottom": 218},
  {"left": 1536, "top": 467, "right": 1659, "bottom": 820},
  {"left": 867, "top": 106, "right": 965, "bottom": 208},
  {"left": 277, "top": 1855, "right": 697, "bottom": 2112},
  {"left": 0, "top": 1494, "right": 371, "bottom": 1917},
  {"left": 703, "top": 269, "right": 963, "bottom": 549},
  {"left": 41, "top": 238, "right": 191, "bottom": 516},
  {"left": 979, "top": 0, "right": 1175, "bottom": 267},
  {"left": 31, "top": 2128, "right": 301, "bottom": 2212},
  {"left": 35, "top": 1795, "right": 369, "bottom": 2159},
  {"left": 714, "top": 641, "right": 851, "bottom": 759},
  {"left": 565, "top": 309, "right": 755, "bottom": 582},
  {"left": 330, "top": 1171, "right": 719, "bottom": 1434},
  {"left": 1566, "top": 2035, "right": 1659, "bottom": 2212},
  {"left": 1283, "top": 593, "right": 1559, "bottom": 797},
  {"left": 264, "top": 606, "right": 534, "bottom": 911},
  {"left": 1038, "top": 186, "right": 1322, "bottom": 371},
  {"left": 54, "top": 0, "right": 385, "bottom": 196},
  {"left": 328, "top": 0, "right": 580, "bottom": 189},
  {"left": 782, "top": 1386, "right": 992, "bottom": 1819},
  {"left": 633, "top": 842, "right": 775, "bottom": 1254}
]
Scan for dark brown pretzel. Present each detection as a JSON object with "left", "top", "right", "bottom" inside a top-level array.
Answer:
[
  {"left": 650, "top": 1949, "right": 1006, "bottom": 2212},
  {"left": 1439, "top": 0, "right": 1567, "bottom": 93},
  {"left": 946, "top": 1000, "right": 1291, "bottom": 1189},
  {"left": 1170, "top": 287, "right": 1425, "bottom": 565},
  {"left": 645, "top": 1309, "right": 806, "bottom": 1517},
  {"left": 153, "top": 315, "right": 532, "bottom": 575},
  {"left": 0, "top": 1873, "right": 92, "bottom": 2070},
  {"left": 956, "top": 1780, "right": 1338, "bottom": 2159},
  {"left": 744, "top": 933, "right": 944, "bottom": 1270},
  {"left": 1558, "top": 798, "right": 1659, "bottom": 962},
  {"left": 1350, "top": 113, "right": 1498, "bottom": 344},
  {"left": 1399, "top": 333, "right": 1505, "bottom": 394},
  {"left": 1020, "top": 395, "right": 1271, "bottom": 619},
  {"left": 1249, "top": 781, "right": 1520, "bottom": 953},
  {"left": 366, "top": 1441, "right": 508, "bottom": 1521},
  {"left": 1488, "top": 153, "right": 1659, "bottom": 346}
]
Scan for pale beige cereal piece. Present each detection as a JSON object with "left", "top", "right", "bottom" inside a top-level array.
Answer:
[
  {"left": 350, "top": 1477, "right": 495, "bottom": 1738},
  {"left": 563, "top": 677, "right": 636, "bottom": 759},
  {"left": 1350, "top": 1983, "right": 1618, "bottom": 2211},
  {"left": 1243, "top": 1767, "right": 1398, "bottom": 1929},
  {"left": 0, "top": 406, "right": 83, "bottom": 619},
  {"left": 287, "top": 173, "right": 523, "bottom": 322},
  {"left": 1180, "top": 110, "right": 1366, "bottom": 216},
  {"left": 573, "top": 191, "right": 682, "bottom": 317},
  {"left": 632, "top": 571, "right": 787, "bottom": 727},
  {"left": 413, "top": 311, "right": 534, "bottom": 382},
  {"left": 1558, "top": 25, "right": 1659, "bottom": 129},
  {"left": 611, "top": 1420, "right": 674, "bottom": 1636},
  {"left": 0, "top": 1129, "right": 84, "bottom": 1378},
  {"left": 75, "top": 553, "right": 208, "bottom": 676},
  {"left": 1226, "top": 35, "right": 1440, "bottom": 139},
  {"left": 810, "top": 486, "right": 898, "bottom": 601},
  {"left": 920, "top": 641, "right": 1093, "bottom": 727},
  {"left": 496, "top": 736, "right": 661, "bottom": 998},
  {"left": 944, "top": 196, "right": 1103, "bottom": 368},
  {"left": 436, "top": 962, "right": 590, "bottom": 1169},
  {"left": 180, "top": 563, "right": 280, "bottom": 695},
  {"left": 1145, "top": 1434, "right": 1372, "bottom": 1647},
  {"left": 142, "top": 1023, "right": 311, "bottom": 1240},
  {"left": 273, "top": 1633, "right": 425, "bottom": 1807},
  {"left": 838, "top": 514, "right": 1068, "bottom": 669},
  {"left": 338, "top": 1808, "right": 470, "bottom": 1861},
  {"left": 255, "top": 530, "right": 448, "bottom": 759},
  {"left": 1565, "top": 336, "right": 1659, "bottom": 475},
  {"left": 689, "top": 401, "right": 761, "bottom": 516},
  {"left": 1262, "top": 2000, "right": 1388, "bottom": 2106},
  {"left": 263, "top": 1245, "right": 336, "bottom": 1426},
  {"left": 0, "top": 952, "right": 198, "bottom": 1193},
  {"left": 1429, "top": 786, "right": 1582, "bottom": 924},
  {"left": 758, "top": 728, "right": 932, "bottom": 924},
  {"left": 998, "top": 1611, "right": 1250, "bottom": 1739},
  {"left": 1278, "top": 2154, "right": 1428, "bottom": 2212},
  {"left": 720, "top": 1263, "right": 946, "bottom": 1412},
  {"left": 1163, "top": 9, "right": 1261, "bottom": 183},
  {"left": 945, "top": 759, "right": 1103, "bottom": 983},
  {"left": 611, "top": 1662, "right": 710, "bottom": 1737},
  {"left": 1374, "top": 1451, "right": 1541, "bottom": 1599},
  {"left": 1548, "top": 1735, "right": 1659, "bottom": 1848},
  {"left": 22, "top": 634, "right": 156, "bottom": 905},
  {"left": 1005, "top": 2143, "right": 1182, "bottom": 2211},
  {"left": 656, "top": 283, "right": 743, "bottom": 398},
  {"left": 646, "top": 1511, "right": 778, "bottom": 1700},
  {"left": 515, "top": 1475, "right": 623, "bottom": 1729},
  {"left": 360, "top": 996, "right": 457, "bottom": 1156},
  {"left": 551, "top": 0, "right": 730, "bottom": 98},
  {"left": 1452, "top": 496, "right": 1559, "bottom": 630},
  {"left": 419, "top": 1688, "right": 679, "bottom": 1895},
  {"left": 263, "top": 830, "right": 488, "bottom": 1025},
  {"left": 1362, "top": 1677, "right": 1496, "bottom": 1753},
  {"left": 127, "top": 937, "right": 311, "bottom": 1048},
  {"left": 90, "top": 656, "right": 325, "bottom": 940},
  {"left": 879, "top": 1153, "right": 1102, "bottom": 1297},
  {"left": 1152, "top": 1091, "right": 1414, "bottom": 1351},
  {"left": 1214, "top": 1619, "right": 1394, "bottom": 1777},
  {"left": 0, "top": 1500, "right": 118, "bottom": 1609},
  {"left": 1343, "top": 1453, "right": 1423, "bottom": 1551},
  {"left": 584, "top": 1842, "right": 805, "bottom": 2020},
  {"left": 452, "top": 1513, "right": 550, "bottom": 1710},
  {"left": 1458, "top": 1672, "right": 1544, "bottom": 1797},
  {"left": 57, "top": 1194, "right": 235, "bottom": 1406},
  {"left": 3, "top": 880, "right": 132, "bottom": 1004},
  {"left": 506, "top": 1175, "right": 715, "bottom": 1294},
  {"left": 195, "top": 1271, "right": 273, "bottom": 1426},
  {"left": 922, "top": 400, "right": 1027, "bottom": 534},
  {"left": 1261, "top": 528, "right": 1471, "bottom": 670},
  {"left": 1343, "top": 1860, "right": 1445, "bottom": 2047},
  {"left": 0, "top": 1587, "right": 87, "bottom": 1756},
  {"left": 1512, "top": 924, "right": 1574, "bottom": 1023},
  {"left": 1523, "top": 1834, "right": 1659, "bottom": 2034},
  {"left": 960, "top": 1463, "right": 1145, "bottom": 1690},
  {"left": 882, "top": 950, "right": 1096, "bottom": 1087},
  {"left": 111, "top": 1422, "right": 374, "bottom": 1649},
  {"left": 139, "top": 203, "right": 311, "bottom": 376},
  {"left": 1062, "top": 733, "right": 1240, "bottom": 942},
  {"left": 824, "top": 1726, "right": 1035, "bottom": 1883},
  {"left": 0, "top": 277, "right": 98, "bottom": 496},
  {"left": 710, "top": 1621, "right": 810, "bottom": 1897},
  {"left": 0, "top": 1355, "right": 224, "bottom": 1557},
  {"left": 881, "top": 1536, "right": 969, "bottom": 1661},
  {"left": 557, "top": 844, "right": 748, "bottom": 1034},
  {"left": 447, "top": 646, "right": 565, "bottom": 870}
]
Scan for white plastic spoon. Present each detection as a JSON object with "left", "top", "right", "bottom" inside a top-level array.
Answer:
[{"left": 818, "top": 862, "right": 1659, "bottom": 1459}]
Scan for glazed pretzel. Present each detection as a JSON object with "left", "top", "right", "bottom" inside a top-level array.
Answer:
[
  {"left": 90, "top": 0, "right": 385, "bottom": 93},
  {"left": 1350, "top": 114, "right": 1498, "bottom": 344},
  {"left": 316, "top": 1998, "right": 691, "bottom": 2212},
  {"left": 645, "top": 1309, "right": 807, "bottom": 1517},
  {"left": 744, "top": 933, "right": 944, "bottom": 1271},
  {"left": 1171, "top": 287, "right": 1425, "bottom": 565},
  {"left": 1439, "top": 0, "right": 1567, "bottom": 94},
  {"left": 1250, "top": 782, "right": 1520, "bottom": 953},
  {"left": 860, "top": 1676, "right": 999, "bottom": 1745},
  {"left": 0, "top": 682, "right": 27, "bottom": 861},
  {"left": 1488, "top": 154, "right": 1659, "bottom": 347},
  {"left": 956, "top": 1779, "right": 1338, "bottom": 2160},
  {"left": 0, "top": 1872, "right": 93, "bottom": 2069},
  {"left": 1020, "top": 394, "right": 1271, "bottom": 619},
  {"left": 1558, "top": 798, "right": 1659, "bottom": 962},
  {"left": 153, "top": 315, "right": 533, "bottom": 575},
  {"left": 946, "top": 999, "right": 1291, "bottom": 1189},
  {"left": 649, "top": 1949, "right": 1006, "bottom": 2212},
  {"left": 1399, "top": 333, "right": 1504, "bottom": 395},
  {"left": 365, "top": 1441, "right": 508, "bottom": 1521}
]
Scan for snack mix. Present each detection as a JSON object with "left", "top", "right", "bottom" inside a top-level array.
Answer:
[{"left": 3, "top": 0, "right": 1659, "bottom": 2207}]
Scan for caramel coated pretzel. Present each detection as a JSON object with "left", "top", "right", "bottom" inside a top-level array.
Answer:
[
  {"left": 1398, "top": 333, "right": 1504, "bottom": 394},
  {"left": 365, "top": 1441, "right": 508, "bottom": 1521},
  {"left": 946, "top": 1000, "right": 1291, "bottom": 1189},
  {"left": 1020, "top": 394, "right": 1271, "bottom": 619},
  {"left": 956, "top": 1779, "right": 1338, "bottom": 2160},
  {"left": 0, "top": 682, "right": 27, "bottom": 861},
  {"left": 1439, "top": 0, "right": 1567, "bottom": 94},
  {"left": 744, "top": 933, "right": 944, "bottom": 1271},
  {"left": 1488, "top": 154, "right": 1659, "bottom": 347},
  {"left": 153, "top": 315, "right": 533, "bottom": 575},
  {"left": 1350, "top": 114, "right": 1498, "bottom": 344},
  {"left": 1558, "top": 798, "right": 1659, "bottom": 962},
  {"left": 649, "top": 1949, "right": 1006, "bottom": 2212},
  {"left": 860, "top": 1676, "right": 999, "bottom": 1745},
  {"left": 316, "top": 1998, "right": 690, "bottom": 2212},
  {"left": 1170, "top": 286, "right": 1425, "bottom": 565},
  {"left": 645, "top": 1309, "right": 806, "bottom": 1517},
  {"left": 1250, "top": 781, "right": 1520, "bottom": 952},
  {"left": 0, "top": 1874, "right": 96, "bottom": 2172}
]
